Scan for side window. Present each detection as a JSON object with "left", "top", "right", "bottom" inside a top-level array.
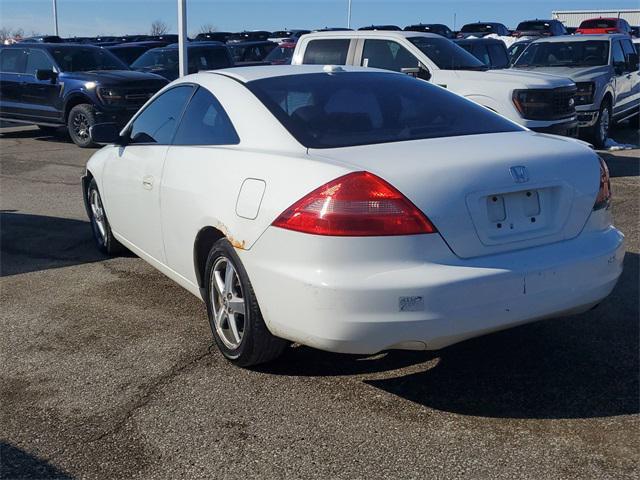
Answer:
[
  {"left": 128, "top": 85, "right": 193, "bottom": 144},
  {"left": 472, "top": 45, "right": 490, "bottom": 66},
  {"left": 0, "top": 49, "right": 26, "bottom": 73},
  {"left": 302, "top": 39, "right": 350, "bottom": 65},
  {"left": 488, "top": 44, "right": 509, "bottom": 68},
  {"left": 362, "top": 39, "right": 418, "bottom": 72},
  {"left": 26, "top": 49, "right": 55, "bottom": 76},
  {"left": 612, "top": 41, "right": 626, "bottom": 69},
  {"left": 173, "top": 87, "right": 240, "bottom": 146}
]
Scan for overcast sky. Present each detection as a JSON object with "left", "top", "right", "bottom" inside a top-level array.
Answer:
[{"left": 1, "top": 0, "right": 638, "bottom": 37}]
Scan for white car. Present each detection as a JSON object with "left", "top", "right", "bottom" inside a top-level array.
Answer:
[
  {"left": 83, "top": 65, "right": 624, "bottom": 366},
  {"left": 293, "top": 31, "right": 580, "bottom": 136}
]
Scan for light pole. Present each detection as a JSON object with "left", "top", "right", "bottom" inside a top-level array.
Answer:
[
  {"left": 52, "top": 0, "right": 59, "bottom": 36},
  {"left": 177, "top": 0, "right": 188, "bottom": 78},
  {"left": 347, "top": 0, "right": 352, "bottom": 29}
]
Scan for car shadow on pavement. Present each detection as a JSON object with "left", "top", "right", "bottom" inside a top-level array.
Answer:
[
  {"left": 0, "top": 211, "right": 108, "bottom": 277},
  {"left": 264, "top": 253, "right": 638, "bottom": 420},
  {"left": 0, "top": 127, "right": 75, "bottom": 145},
  {"left": 0, "top": 442, "right": 73, "bottom": 479},
  {"left": 600, "top": 151, "right": 640, "bottom": 178}
]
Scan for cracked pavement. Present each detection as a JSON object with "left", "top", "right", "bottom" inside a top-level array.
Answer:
[{"left": 1, "top": 125, "right": 638, "bottom": 479}]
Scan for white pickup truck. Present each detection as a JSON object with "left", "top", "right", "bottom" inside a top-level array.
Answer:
[{"left": 293, "top": 31, "right": 579, "bottom": 136}]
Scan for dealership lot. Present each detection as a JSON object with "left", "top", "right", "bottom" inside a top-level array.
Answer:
[{"left": 1, "top": 125, "right": 638, "bottom": 478}]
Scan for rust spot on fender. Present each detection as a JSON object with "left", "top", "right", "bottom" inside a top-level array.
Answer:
[
  {"left": 215, "top": 222, "right": 246, "bottom": 250},
  {"left": 229, "top": 238, "right": 246, "bottom": 250}
]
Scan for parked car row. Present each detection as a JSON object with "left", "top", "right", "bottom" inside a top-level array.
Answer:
[{"left": 1, "top": 22, "right": 638, "bottom": 148}]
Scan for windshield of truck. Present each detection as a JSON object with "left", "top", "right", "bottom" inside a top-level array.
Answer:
[
  {"left": 461, "top": 24, "right": 496, "bottom": 33},
  {"left": 49, "top": 46, "right": 128, "bottom": 71},
  {"left": 514, "top": 40, "right": 610, "bottom": 67},
  {"left": 408, "top": 36, "right": 487, "bottom": 70}
]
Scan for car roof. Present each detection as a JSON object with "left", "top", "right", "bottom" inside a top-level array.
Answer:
[
  {"left": 206, "top": 64, "right": 397, "bottom": 83},
  {"left": 302, "top": 30, "right": 441, "bottom": 39},
  {"left": 107, "top": 41, "right": 166, "bottom": 49},
  {"left": 227, "top": 40, "right": 276, "bottom": 46},
  {"left": 454, "top": 37, "right": 505, "bottom": 44},
  {"left": 531, "top": 33, "right": 627, "bottom": 43},
  {"left": 462, "top": 22, "right": 505, "bottom": 26}
]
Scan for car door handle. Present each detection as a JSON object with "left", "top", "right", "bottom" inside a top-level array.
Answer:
[{"left": 142, "top": 176, "right": 154, "bottom": 190}]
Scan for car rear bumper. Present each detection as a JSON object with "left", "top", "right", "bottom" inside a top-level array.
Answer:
[{"left": 239, "top": 213, "right": 624, "bottom": 354}]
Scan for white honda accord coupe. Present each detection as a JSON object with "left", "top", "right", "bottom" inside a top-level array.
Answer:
[{"left": 83, "top": 65, "right": 624, "bottom": 366}]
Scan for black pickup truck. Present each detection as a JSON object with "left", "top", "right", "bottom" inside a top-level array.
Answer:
[{"left": 0, "top": 43, "right": 167, "bottom": 147}]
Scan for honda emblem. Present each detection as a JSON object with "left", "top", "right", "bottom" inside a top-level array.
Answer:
[{"left": 510, "top": 166, "right": 529, "bottom": 184}]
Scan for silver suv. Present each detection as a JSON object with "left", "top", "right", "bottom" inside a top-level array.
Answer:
[{"left": 512, "top": 34, "right": 639, "bottom": 148}]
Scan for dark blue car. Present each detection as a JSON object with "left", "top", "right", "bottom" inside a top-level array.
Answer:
[{"left": 0, "top": 43, "right": 168, "bottom": 147}]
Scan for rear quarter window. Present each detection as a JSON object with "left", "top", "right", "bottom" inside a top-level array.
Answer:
[{"left": 302, "top": 39, "right": 350, "bottom": 65}]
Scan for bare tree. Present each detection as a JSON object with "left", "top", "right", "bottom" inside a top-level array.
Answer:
[
  {"left": 199, "top": 23, "right": 217, "bottom": 34},
  {"left": 0, "top": 27, "right": 12, "bottom": 43},
  {"left": 11, "top": 27, "right": 24, "bottom": 39},
  {"left": 150, "top": 20, "right": 169, "bottom": 36}
]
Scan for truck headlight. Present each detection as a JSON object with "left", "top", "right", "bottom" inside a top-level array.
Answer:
[
  {"left": 97, "top": 87, "right": 124, "bottom": 105},
  {"left": 512, "top": 89, "right": 552, "bottom": 119},
  {"left": 575, "top": 82, "right": 595, "bottom": 106}
]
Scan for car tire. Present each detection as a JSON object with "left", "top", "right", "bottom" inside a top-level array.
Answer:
[
  {"left": 87, "top": 178, "right": 125, "bottom": 255},
  {"left": 67, "top": 104, "right": 97, "bottom": 148},
  {"left": 204, "top": 238, "right": 288, "bottom": 367},
  {"left": 589, "top": 99, "right": 611, "bottom": 149}
]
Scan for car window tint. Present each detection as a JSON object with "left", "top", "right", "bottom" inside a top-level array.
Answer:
[
  {"left": 26, "top": 49, "right": 54, "bottom": 76},
  {"left": 188, "top": 47, "right": 233, "bottom": 71},
  {"left": 488, "top": 44, "right": 509, "bottom": 68},
  {"left": 302, "top": 39, "right": 350, "bottom": 65},
  {"left": 129, "top": 85, "right": 193, "bottom": 144},
  {"left": 0, "top": 49, "right": 25, "bottom": 73},
  {"left": 471, "top": 44, "right": 490, "bottom": 65},
  {"left": 173, "top": 87, "right": 239, "bottom": 145},
  {"left": 247, "top": 72, "right": 522, "bottom": 149},
  {"left": 362, "top": 39, "right": 418, "bottom": 71},
  {"left": 621, "top": 39, "right": 636, "bottom": 58}
]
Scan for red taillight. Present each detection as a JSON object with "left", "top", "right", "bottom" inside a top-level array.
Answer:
[
  {"left": 594, "top": 157, "right": 611, "bottom": 211},
  {"left": 272, "top": 171, "right": 437, "bottom": 236}
]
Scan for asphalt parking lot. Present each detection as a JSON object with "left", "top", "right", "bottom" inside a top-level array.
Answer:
[{"left": 1, "top": 124, "right": 638, "bottom": 479}]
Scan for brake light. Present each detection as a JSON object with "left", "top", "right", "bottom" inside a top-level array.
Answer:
[
  {"left": 272, "top": 171, "right": 436, "bottom": 236},
  {"left": 593, "top": 157, "right": 611, "bottom": 211}
]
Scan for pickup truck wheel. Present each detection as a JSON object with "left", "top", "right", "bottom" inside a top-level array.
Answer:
[
  {"left": 589, "top": 100, "right": 611, "bottom": 149},
  {"left": 87, "top": 178, "right": 125, "bottom": 255},
  {"left": 204, "top": 239, "right": 288, "bottom": 367},
  {"left": 68, "top": 104, "right": 97, "bottom": 148}
]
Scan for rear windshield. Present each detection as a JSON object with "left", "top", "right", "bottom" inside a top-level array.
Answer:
[
  {"left": 517, "top": 21, "right": 551, "bottom": 31},
  {"left": 408, "top": 36, "right": 486, "bottom": 70},
  {"left": 514, "top": 40, "right": 610, "bottom": 67},
  {"left": 246, "top": 72, "right": 521, "bottom": 149},
  {"left": 110, "top": 46, "right": 147, "bottom": 65},
  {"left": 49, "top": 46, "right": 127, "bottom": 71},
  {"left": 461, "top": 24, "right": 496, "bottom": 33},
  {"left": 579, "top": 19, "right": 617, "bottom": 29},
  {"left": 132, "top": 47, "right": 231, "bottom": 71}
]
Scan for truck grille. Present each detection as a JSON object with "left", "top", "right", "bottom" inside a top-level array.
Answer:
[
  {"left": 551, "top": 87, "right": 577, "bottom": 118},
  {"left": 123, "top": 88, "right": 155, "bottom": 107},
  {"left": 514, "top": 86, "right": 577, "bottom": 121}
]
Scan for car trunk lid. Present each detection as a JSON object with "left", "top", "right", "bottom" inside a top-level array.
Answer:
[{"left": 309, "top": 131, "right": 600, "bottom": 258}]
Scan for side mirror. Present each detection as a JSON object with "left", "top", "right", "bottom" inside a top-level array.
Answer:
[
  {"left": 89, "top": 123, "right": 124, "bottom": 145},
  {"left": 36, "top": 69, "right": 57, "bottom": 82},
  {"left": 626, "top": 52, "right": 639, "bottom": 71},
  {"left": 401, "top": 64, "right": 431, "bottom": 81}
]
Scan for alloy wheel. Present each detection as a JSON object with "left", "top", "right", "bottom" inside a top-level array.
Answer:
[
  {"left": 210, "top": 256, "right": 246, "bottom": 349},
  {"left": 89, "top": 188, "right": 107, "bottom": 241},
  {"left": 73, "top": 112, "right": 90, "bottom": 140},
  {"left": 599, "top": 107, "right": 610, "bottom": 145}
]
